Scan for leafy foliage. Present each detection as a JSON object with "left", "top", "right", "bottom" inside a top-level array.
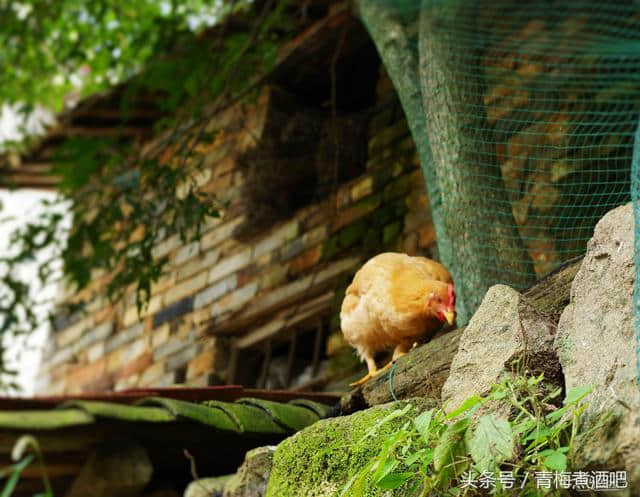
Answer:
[
  {"left": 0, "top": 435, "right": 52, "bottom": 497},
  {"left": 0, "top": 0, "right": 253, "bottom": 111},
  {"left": 340, "top": 375, "right": 603, "bottom": 496},
  {"left": 0, "top": 0, "right": 295, "bottom": 385}
]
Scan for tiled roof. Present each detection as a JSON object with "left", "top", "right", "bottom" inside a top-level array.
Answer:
[{"left": 0, "top": 386, "right": 336, "bottom": 496}]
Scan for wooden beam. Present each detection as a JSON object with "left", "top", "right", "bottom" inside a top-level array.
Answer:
[
  {"left": 234, "top": 292, "right": 334, "bottom": 349},
  {"left": 0, "top": 173, "right": 59, "bottom": 189},
  {"left": 208, "top": 257, "right": 358, "bottom": 336}
]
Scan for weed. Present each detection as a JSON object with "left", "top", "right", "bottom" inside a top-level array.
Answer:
[
  {"left": 0, "top": 436, "right": 53, "bottom": 497},
  {"left": 340, "top": 374, "right": 601, "bottom": 496}
]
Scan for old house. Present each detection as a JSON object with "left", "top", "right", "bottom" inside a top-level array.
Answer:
[
  {"left": 13, "top": 4, "right": 438, "bottom": 396},
  {"left": 1, "top": 1, "right": 639, "bottom": 496},
  {"left": 5, "top": 1, "right": 632, "bottom": 398}
]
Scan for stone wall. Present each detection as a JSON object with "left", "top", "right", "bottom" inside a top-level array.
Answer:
[
  {"left": 481, "top": 11, "right": 634, "bottom": 276},
  {"left": 36, "top": 70, "right": 438, "bottom": 394}
]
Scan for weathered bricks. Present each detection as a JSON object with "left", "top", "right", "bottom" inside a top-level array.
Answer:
[
  {"left": 164, "top": 272, "right": 207, "bottom": 305},
  {"left": 254, "top": 220, "right": 299, "bottom": 259},
  {"left": 194, "top": 274, "right": 238, "bottom": 309},
  {"left": 152, "top": 296, "right": 194, "bottom": 328},
  {"left": 106, "top": 323, "right": 144, "bottom": 353},
  {"left": 208, "top": 248, "right": 251, "bottom": 284},
  {"left": 37, "top": 68, "right": 436, "bottom": 395}
]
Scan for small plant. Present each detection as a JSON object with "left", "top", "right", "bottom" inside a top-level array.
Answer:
[
  {"left": 0, "top": 436, "right": 53, "bottom": 497},
  {"left": 340, "top": 374, "right": 596, "bottom": 496}
]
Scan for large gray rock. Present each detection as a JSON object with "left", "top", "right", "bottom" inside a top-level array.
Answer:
[
  {"left": 65, "top": 442, "right": 152, "bottom": 497},
  {"left": 223, "top": 446, "right": 275, "bottom": 497},
  {"left": 554, "top": 202, "right": 640, "bottom": 489},
  {"left": 442, "top": 284, "right": 561, "bottom": 414},
  {"left": 184, "top": 475, "right": 231, "bottom": 497}
]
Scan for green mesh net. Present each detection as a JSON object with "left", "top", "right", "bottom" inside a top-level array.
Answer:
[
  {"left": 357, "top": 0, "right": 639, "bottom": 379},
  {"left": 633, "top": 121, "right": 640, "bottom": 391}
]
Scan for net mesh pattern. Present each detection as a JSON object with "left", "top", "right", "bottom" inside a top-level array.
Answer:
[{"left": 361, "top": 0, "right": 639, "bottom": 381}]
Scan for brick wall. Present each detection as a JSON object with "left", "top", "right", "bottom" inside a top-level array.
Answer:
[{"left": 36, "top": 70, "right": 438, "bottom": 394}]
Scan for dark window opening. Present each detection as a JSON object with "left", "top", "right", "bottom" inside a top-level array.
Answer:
[
  {"left": 233, "top": 19, "right": 381, "bottom": 240},
  {"left": 229, "top": 318, "right": 328, "bottom": 391}
]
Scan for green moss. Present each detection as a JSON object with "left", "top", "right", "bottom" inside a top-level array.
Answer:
[
  {"left": 371, "top": 205, "right": 395, "bottom": 227},
  {"left": 382, "top": 222, "right": 402, "bottom": 245},
  {"left": 322, "top": 236, "right": 339, "bottom": 261},
  {"left": 383, "top": 174, "right": 412, "bottom": 202},
  {"left": 352, "top": 192, "right": 382, "bottom": 214},
  {"left": 339, "top": 219, "right": 367, "bottom": 249},
  {"left": 265, "top": 399, "right": 435, "bottom": 497},
  {"left": 556, "top": 333, "right": 575, "bottom": 366},
  {"left": 370, "top": 165, "right": 394, "bottom": 190}
]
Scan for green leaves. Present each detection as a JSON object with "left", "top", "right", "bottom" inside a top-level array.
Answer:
[
  {"left": 1, "top": 435, "right": 53, "bottom": 497},
  {"left": 0, "top": 0, "right": 294, "bottom": 379},
  {"left": 433, "top": 418, "right": 469, "bottom": 472},
  {"left": 564, "top": 385, "right": 593, "bottom": 405},
  {"left": 445, "top": 394, "right": 483, "bottom": 419},
  {"left": 468, "top": 414, "right": 514, "bottom": 472},
  {"left": 376, "top": 471, "right": 414, "bottom": 490},
  {"left": 342, "top": 375, "right": 594, "bottom": 497},
  {"left": 0, "top": 454, "right": 34, "bottom": 497},
  {"left": 0, "top": 0, "right": 253, "bottom": 109},
  {"left": 542, "top": 449, "right": 568, "bottom": 472},
  {"left": 413, "top": 408, "right": 435, "bottom": 442}
]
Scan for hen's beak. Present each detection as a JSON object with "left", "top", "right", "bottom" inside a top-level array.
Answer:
[{"left": 443, "top": 310, "right": 455, "bottom": 326}]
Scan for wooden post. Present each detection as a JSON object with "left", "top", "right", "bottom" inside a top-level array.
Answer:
[
  {"left": 311, "top": 319, "right": 324, "bottom": 377},
  {"left": 226, "top": 344, "right": 239, "bottom": 385},
  {"left": 258, "top": 340, "right": 272, "bottom": 389},
  {"left": 284, "top": 333, "right": 298, "bottom": 388}
]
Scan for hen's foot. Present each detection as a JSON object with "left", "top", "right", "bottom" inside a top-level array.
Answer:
[{"left": 349, "top": 372, "right": 374, "bottom": 387}]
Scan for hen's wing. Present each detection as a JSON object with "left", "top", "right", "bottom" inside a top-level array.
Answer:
[
  {"left": 410, "top": 256, "right": 453, "bottom": 284},
  {"left": 340, "top": 252, "right": 451, "bottom": 356}
]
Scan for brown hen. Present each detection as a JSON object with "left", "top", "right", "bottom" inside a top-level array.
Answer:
[{"left": 340, "top": 252, "right": 456, "bottom": 386}]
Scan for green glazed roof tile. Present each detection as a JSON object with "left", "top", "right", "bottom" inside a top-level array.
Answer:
[
  {"left": 137, "top": 397, "right": 239, "bottom": 431},
  {"left": 60, "top": 400, "right": 176, "bottom": 423},
  {"left": 0, "top": 408, "right": 94, "bottom": 430},
  {"left": 0, "top": 396, "right": 327, "bottom": 435},
  {"left": 236, "top": 398, "right": 320, "bottom": 432},
  {"left": 288, "top": 399, "right": 333, "bottom": 419},
  {"left": 202, "top": 401, "right": 287, "bottom": 435}
]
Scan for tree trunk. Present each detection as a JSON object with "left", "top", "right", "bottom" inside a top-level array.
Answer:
[
  {"left": 418, "top": 1, "right": 536, "bottom": 320},
  {"left": 355, "top": 0, "right": 455, "bottom": 293},
  {"left": 357, "top": 0, "right": 536, "bottom": 322}
]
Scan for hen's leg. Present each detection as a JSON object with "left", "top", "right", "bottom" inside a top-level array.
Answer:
[
  {"left": 377, "top": 343, "right": 411, "bottom": 374},
  {"left": 392, "top": 342, "right": 411, "bottom": 361},
  {"left": 349, "top": 354, "right": 377, "bottom": 387}
]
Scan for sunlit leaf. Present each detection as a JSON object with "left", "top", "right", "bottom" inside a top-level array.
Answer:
[
  {"left": 469, "top": 414, "right": 514, "bottom": 472},
  {"left": 544, "top": 450, "right": 567, "bottom": 471},
  {"left": 376, "top": 471, "right": 414, "bottom": 490}
]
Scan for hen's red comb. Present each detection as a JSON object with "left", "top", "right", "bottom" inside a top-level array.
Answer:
[{"left": 447, "top": 284, "right": 455, "bottom": 307}]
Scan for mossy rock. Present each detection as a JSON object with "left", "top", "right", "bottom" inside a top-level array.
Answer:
[
  {"left": 265, "top": 398, "right": 435, "bottom": 497},
  {"left": 184, "top": 475, "right": 232, "bottom": 497},
  {"left": 224, "top": 446, "right": 275, "bottom": 497}
]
